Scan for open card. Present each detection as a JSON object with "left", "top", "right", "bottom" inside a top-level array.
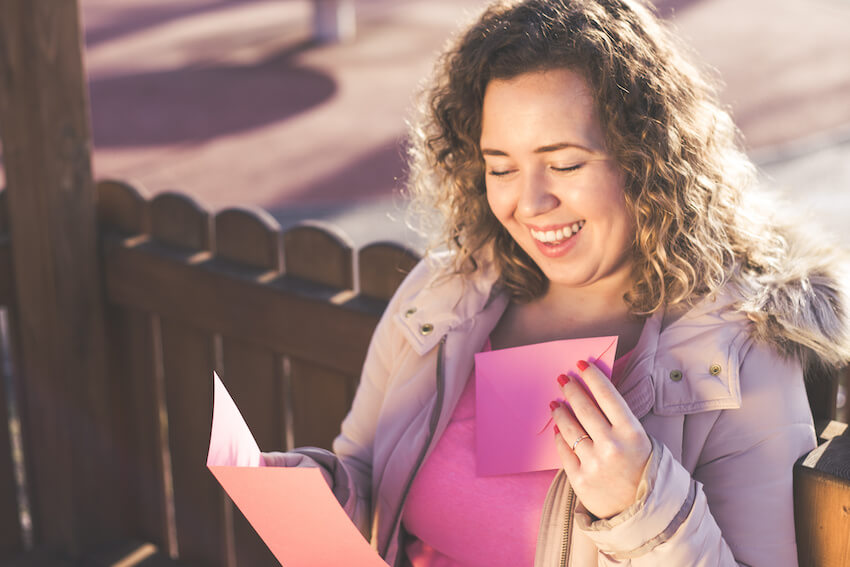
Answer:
[{"left": 207, "top": 372, "right": 388, "bottom": 567}]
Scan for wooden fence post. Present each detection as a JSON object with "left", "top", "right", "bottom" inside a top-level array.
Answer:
[{"left": 0, "top": 0, "right": 123, "bottom": 556}]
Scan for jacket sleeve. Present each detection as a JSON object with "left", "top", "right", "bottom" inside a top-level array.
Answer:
[
  {"left": 263, "top": 260, "right": 427, "bottom": 540},
  {"left": 575, "top": 341, "right": 817, "bottom": 566}
]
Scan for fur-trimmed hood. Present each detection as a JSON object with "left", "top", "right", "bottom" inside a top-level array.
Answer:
[{"left": 734, "top": 226, "right": 850, "bottom": 377}]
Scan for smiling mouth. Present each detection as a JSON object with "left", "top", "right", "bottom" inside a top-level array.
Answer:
[{"left": 530, "top": 220, "right": 586, "bottom": 246}]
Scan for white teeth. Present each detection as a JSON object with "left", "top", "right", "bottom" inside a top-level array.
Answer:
[{"left": 530, "top": 221, "right": 584, "bottom": 244}]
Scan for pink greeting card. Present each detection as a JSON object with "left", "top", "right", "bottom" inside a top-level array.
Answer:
[
  {"left": 207, "top": 372, "right": 388, "bottom": 567},
  {"left": 474, "top": 336, "right": 618, "bottom": 476}
]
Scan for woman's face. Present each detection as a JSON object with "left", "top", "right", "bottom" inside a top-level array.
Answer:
[{"left": 480, "top": 68, "right": 635, "bottom": 294}]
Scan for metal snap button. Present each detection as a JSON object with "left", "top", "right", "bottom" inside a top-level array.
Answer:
[
  {"left": 404, "top": 307, "right": 417, "bottom": 318},
  {"left": 419, "top": 323, "right": 434, "bottom": 336},
  {"left": 709, "top": 364, "right": 722, "bottom": 376},
  {"left": 669, "top": 369, "right": 683, "bottom": 382}
]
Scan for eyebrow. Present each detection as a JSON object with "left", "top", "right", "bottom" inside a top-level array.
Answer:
[{"left": 480, "top": 142, "right": 592, "bottom": 156}]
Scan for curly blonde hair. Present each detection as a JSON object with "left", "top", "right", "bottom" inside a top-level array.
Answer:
[{"left": 407, "top": 0, "right": 786, "bottom": 314}]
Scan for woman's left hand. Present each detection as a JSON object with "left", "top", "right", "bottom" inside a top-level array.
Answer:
[{"left": 550, "top": 360, "right": 652, "bottom": 520}]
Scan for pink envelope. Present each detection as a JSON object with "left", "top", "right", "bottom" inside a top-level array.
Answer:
[
  {"left": 474, "top": 336, "right": 618, "bottom": 476},
  {"left": 207, "top": 372, "right": 388, "bottom": 567}
]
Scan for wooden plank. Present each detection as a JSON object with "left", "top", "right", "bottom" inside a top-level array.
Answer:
[
  {"left": 0, "top": 0, "right": 121, "bottom": 554},
  {"left": 161, "top": 318, "right": 224, "bottom": 566},
  {"left": 214, "top": 207, "right": 282, "bottom": 566},
  {"left": 150, "top": 198, "right": 225, "bottom": 565},
  {"left": 151, "top": 193, "right": 210, "bottom": 251},
  {"left": 105, "top": 306, "right": 171, "bottom": 550},
  {"left": 214, "top": 207, "right": 282, "bottom": 271},
  {"left": 103, "top": 237, "right": 381, "bottom": 376},
  {"left": 804, "top": 364, "right": 838, "bottom": 423},
  {"left": 220, "top": 340, "right": 281, "bottom": 567},
  {"left": 289, "top": 358, "right": 356, "bottom": 450},
  {"left": 0, "top": 549, "right": 74, "bottom": 567},
  {"left": 0, "top": 392, "right": 22, "bottom": 555},
  {"left": 0, "top": 309, "right": 23, "bottom": 554},
  {"left": 98, "top": 181, "right": 168, "bottom": 548},
  {"left": 0, "top": 189, "right": 11, "bottom": 306},
  {"left": 358, "top": 242, "right": 419, "bottom": 301},
  {"left": 0, "top": 189, "right": 8, "bottom": 233},
  {"left": 794, "top": 423, "right": 850, "bottom": 567},
  {"left": 0, "top": 187, "right": 12, "bottom": 306},
  {"left": 0, "top": 188, "right": 14, "bottom": 305},
  {"left": 284, "top": 224, "right": 354, "bottom": 289},
  {"left": 0, "top": 238, "right": 12, "bottom": 307},
  {"left": 97, "top": 180, "right": 149, "bottom": 235}
]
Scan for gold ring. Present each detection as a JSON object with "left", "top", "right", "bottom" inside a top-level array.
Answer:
[{"left": 572, "top": 434, "right": 591, "bottom": 451}]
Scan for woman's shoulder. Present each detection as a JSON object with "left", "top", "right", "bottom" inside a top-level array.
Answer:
[
  {"left": 729, "top": 228, "right": 850, "bottom": 375},
  {"left": 650, "top": 237, "right": 849, "bottom": 416},
  {"left": 388, "top": 250, "right": 502, "bottom": 314},
  {"left": 663, "top": 223, "right": 850, "bottom": 377},
  {"left": 376, "top": 250, "right": 504, "bottom": 355}
]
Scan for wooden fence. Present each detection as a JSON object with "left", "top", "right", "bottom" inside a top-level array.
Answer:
[{"left": 0, "top": 181, "right": 419, "bottom": 566}]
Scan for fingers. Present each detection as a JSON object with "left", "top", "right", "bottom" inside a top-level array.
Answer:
[
  {"left": 557, "top": 371, "right": 610, "bottom": 440},
  {"left": 573, "top": 360, "right": 635, "bottom": 427},
  {"left": 553, "top": 422, "right": 581, "bottom": 475}
]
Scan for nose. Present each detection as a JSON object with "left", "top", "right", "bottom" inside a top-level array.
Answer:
[{"left": 516, "top": 169, "right": 560, "bottom": 218}]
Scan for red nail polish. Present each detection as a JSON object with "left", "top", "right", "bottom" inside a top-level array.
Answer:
[
  {"left": 557, "top": 374, "right": 569, "bottom": 386},
  {"left": 554, "top": 425, "right": 560, "bottom": 435},
  {"left": 549, "top": 400, "right": 560, "bottom": 411},
  {"left": 577, "top": 360, "right": 589, "bottom": 372}
]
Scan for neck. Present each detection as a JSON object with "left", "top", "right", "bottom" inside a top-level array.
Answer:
[
  {"left": 491, "top": 273, "right": 645, "bottom": 356},
  {"left": 538, "top": 273, "right": 633, "bottom": 325}
]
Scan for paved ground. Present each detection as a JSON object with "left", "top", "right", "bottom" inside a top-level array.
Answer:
[
  {"left": 2, "top": 0, "right": 849, "bottom": 248},
  {"left": 758, "top": 126, "right": 850, "bottom": 246}
]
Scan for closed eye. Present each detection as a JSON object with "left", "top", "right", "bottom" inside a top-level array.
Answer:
[
  {"left": 551, "top": 163, "right": 583, "bottom": 173},
  {"left": 486, "top": 169, "right": 515, "bottom": 177}
]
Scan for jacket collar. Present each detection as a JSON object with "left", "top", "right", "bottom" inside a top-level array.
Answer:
[
  {"left": 393, "top": 255, "right": 749, "bottom": 419},
  {"left": 393, "top": 252, "right": 503, "bottom": 356},
  {"left": 619, "top": 289, "right": 749, "bottom": 419}
]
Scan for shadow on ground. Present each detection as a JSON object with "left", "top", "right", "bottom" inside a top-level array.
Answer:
[{"left": 89, "top": 41, "right": 335, "bottom": 147}]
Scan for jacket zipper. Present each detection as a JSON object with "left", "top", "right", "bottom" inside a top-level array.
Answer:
[
  {"left": 388, "top": 335, "right": 448, "bottom": 566},
  {"left": 560, "top": 485, "right": 575, "bottom": 567}
]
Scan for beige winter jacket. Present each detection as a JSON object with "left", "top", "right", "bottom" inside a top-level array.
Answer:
[{"left": 268, "top": 243, "right": 850, "bottom": 566}]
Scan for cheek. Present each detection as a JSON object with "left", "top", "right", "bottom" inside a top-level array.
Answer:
[
  {"left": 485, "top": 186, "right": 516, "bottom": 225},
  {"left": 609, "top": 195, "right": 636, "bottom": 249},
  {"left": 485, "top": 187, "right": 505, "bottom": 221}
]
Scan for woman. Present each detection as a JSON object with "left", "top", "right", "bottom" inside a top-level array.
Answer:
[{"left": 266, "top": 0, "right": 850, "bottom": 565}]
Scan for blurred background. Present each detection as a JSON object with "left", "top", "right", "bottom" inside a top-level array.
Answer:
[{"left": 1, "top": 0, "right": 846, "bottom": 251}]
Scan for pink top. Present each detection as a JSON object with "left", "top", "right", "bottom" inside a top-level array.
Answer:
[{"left": 402, "top": 345, "right": 633, "bottom": 567}]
